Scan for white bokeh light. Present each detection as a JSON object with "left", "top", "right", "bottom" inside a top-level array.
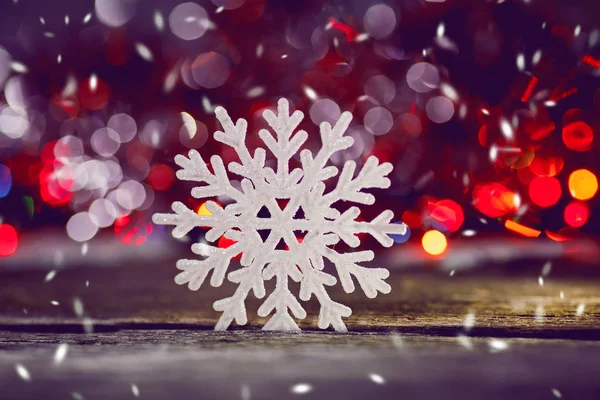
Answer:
[
  {"left": 66, "top": 212, "right": 99, "bottom": 242},
  {"left": 169, "top": 3, "right": 210, "bottom": 41},
  {"left": 363, "top": 4, "right": 397, "bottom": 40},
  {"left": 426, "top": 96, "right": 454, "bottom": 123}
]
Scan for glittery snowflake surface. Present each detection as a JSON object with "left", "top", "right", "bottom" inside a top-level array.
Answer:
[{"left": 153, "top": 98, "right": 406, "bottom": 332}]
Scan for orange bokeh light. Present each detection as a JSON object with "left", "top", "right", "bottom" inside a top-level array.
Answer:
[
  {"left": 568, "top": 169, "right": 598, "bottom": 200},
  {"left": 528, "top": 176, "right": 561, "bottom": 207},
  {"left": 564, "top": 201, "right": 589, "bottom": 228},
  {"left": 422, "top": 230, "right": 447, "bottom": 256},
  {"left": 504, "top": 220, "right": 541, "bottom": 238}
]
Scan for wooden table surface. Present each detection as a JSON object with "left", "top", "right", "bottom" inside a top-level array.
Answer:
[{"left": 0, "top": 262, "right": 599, "bottom": 399}]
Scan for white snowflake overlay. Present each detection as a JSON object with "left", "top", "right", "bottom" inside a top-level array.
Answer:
[{"left": 153, "top": 98, "right": 407, "bottom": 332}]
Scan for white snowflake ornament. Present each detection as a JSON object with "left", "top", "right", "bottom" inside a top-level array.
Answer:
[{"left": 153, "top": 98, "right": 407, "bottom": 332}]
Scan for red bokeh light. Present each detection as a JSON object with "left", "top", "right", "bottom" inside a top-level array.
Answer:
[
  {"left": 218, "top": 235, "right": 242, "bottom": 260},
  {"left": 0, "top": 224, "right": 18, "bottom": 257},
  {"left": 473, "top": 182, "right": 518, "bottom": 218},
  {"left": 114, "top": 214, "right": 153, "bottom": 246},
  {"left": 401, "top": 210, "right": 422, "bottom": 230},
  {"left": 564, "top": 201, "right": 589, "bottom": 228},
  {"left": 78, "top": 77, "right": 111, "bottom": 110},
  {"left": 147, "top": 164, "right": 175, "bottom": 191},
  {"left": 528, "top": 176, "right": 561, "bottom": 207},
  {"left": 562, "top": 121, "right": 593, "bottom": 152},
  {"left": 428, "top": 199, "right": 464, "bottom": 233},
  {"left": 529, "top": 155, "right": 564, "bottom": 177}
]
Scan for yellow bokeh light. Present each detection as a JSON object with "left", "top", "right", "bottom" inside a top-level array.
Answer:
[
  {"left": 422, "top": 230, "right": 447, "bottom": 256},
  {"left": 568, "top": 169, "right": 598, "bottom": 200},
  {"left": 196, "top": 202, "right": 212, "bottom": 216}
]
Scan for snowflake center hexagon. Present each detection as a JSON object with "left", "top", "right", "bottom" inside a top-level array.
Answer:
[{"left": 153, "top": 98, "right": 407, "bottom": 332}]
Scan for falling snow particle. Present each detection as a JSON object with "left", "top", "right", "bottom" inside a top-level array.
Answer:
[
  {"left": 437, "top": 22, "right": 445, "bottom": 38},
  {"left": 246, "top": 86, "right": 265, "bottom": 98},
  {"left": 462, "top": 230, "right": 476, "bottom": 237},
  {"left": 516, "top": 53, "right": 525, "bottom": 71},
  {"left": 369, "top": 373, "right": 385, "bottom": 385},
  {"left": 303, "top": 86, "right": 318, "bottom": 101},
  {"left": 463, "top": 312, "right": 475, "bottom": 331},
  {"left": 82, "top": 13, "right": 92, "bottom": 24},
  {"left": 534, "top": 304, "right": 544, "bottom": 323},
  {"left": 44, "top": 32, "right": 55, "bottom": 38},
  {"left": 355, "top": 33, "right": 369, "bottom": 42},
  {"left": 85, "top": 280, "right": 90, "bottom": 288},
  {"left": 551, "top": 388, "right": 562, "bottom": 398},
  {"left": 560, "top": 291, "right": 564, "bottom": 300},
  {"left": 456, "top": 335, "right": 473, "bottom": 349},
  {"left": 89, "top": 74, "right": 98, "bottom": 91},
  {"left": 449, "top": 269, "right": 455, "bottom": 276},
  {"left": 390, "top": 332, "right": 403, "bottom": 349},
  {"left": 135, "top": 43, "right": 153, "bottom": 62},
  {"left": 11, "top": 62, "right": 28, "bottom": 73},
  {"left": 256, "top": 43, "right": 263, "bottom": 58},
  {"left": 15, "top": 364, "right": 31, "bottom": 381},
  {"left": 65, "top": 15, "right": 70, "bottom": 25},
  {"left": 81, "top": 243, "right": 88, "bottom": 256},
  {"left": 45, "top": 270, "right": 57, "bottom": 282},
  {"left": 57, "top": 54, "right": 62, "bottom": 64},
  {"left": 291, "top": 383, "right": 312, "bottom": 395},
  {"left": 241, "top": 384, "right": 251, "bottom": 400},
  {"left": 73, "top": 298, "right": 84, "bottom": 317},
  {"left": 500, "top": 119, "right": 514, "bottom": 140},
  {"left": 538, "top": 276, "right": 544, "bottom": 287},
  {"left": 576, "top": 303, "right": 585, "bottom": 316},
  {"left": 82, "top": 318, "right": 94, "bottom": 334},
  {"left": 154, "top": 10, "right": 164, "bottom": 31},
  {"left": 488, "top": 339, "right": 509, "bottom": 352},
  {"left": 216, "top": 6, "right": 224, "bottom": 13},
  {"left": 131, "top": 384, "right": 140, "bottom": 397},
  {"left": 532, "top": 50, "right": 542, "bottom": 65},
  {"left": 39, "top": 16, "right": 45, "bottom": 25},
  {"left": 574, "top": 25, "right": 581, "bottom": 37},
  {"left": 541, "top": 261, "right": 552, "bottom": 276},
  {"left": 54, "top": 344, "right": 69, "bottom": 365},
  {"left": 51, "top": 300, "right": 60, "bottom": 306},
  {"left": 54, "top": 250, "right": 65, "bottom": 267},
  {"left": 72, "top": 393, "right": 85, "bottom": 400}
]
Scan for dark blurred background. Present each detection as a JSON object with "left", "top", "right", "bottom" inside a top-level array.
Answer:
[{"left": 1, "top": 0, "right": 600, "bottom": 273}]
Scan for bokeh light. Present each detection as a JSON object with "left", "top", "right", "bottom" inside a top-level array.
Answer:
[
  {"left": 429, "top": 199, "right": 464, "bottom": 233},
  {"left": 564, "top": 201, "right": 589, "bottom": 228},
  {"left": 528, "top": 176, "right": 562, "bottom": 208},
  {"left": 422, "top": 229, "right": 447, "bottom": 256},
  {"left": 562, "top": 121, "right": 593, "bottom": 152},
  {"left": 426, "top": 96, "right": 454, "bottom": 123},
  {"left": 473, "top": 182, "right": 518, "bottom": 218},
  {"left": 0, "top": 224, "right": 18, "bottom": 256},
  {"left": 363, "top": 4, "right": 397, "bottom": 40},
  {"left": 191, "top": 52, "right": 230, "bottom": 89},
  {"left": 568, "top": 169, "right": 598, "bottom": 200},
  {"left": 0, "top": 164, "right": 11, "bottom": 198},
  {"left": 169, "top": 2, "right": 209, "bottom": 41},
  {"left": 66, "top": 212, "right": 98, "bottom": 242}
]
